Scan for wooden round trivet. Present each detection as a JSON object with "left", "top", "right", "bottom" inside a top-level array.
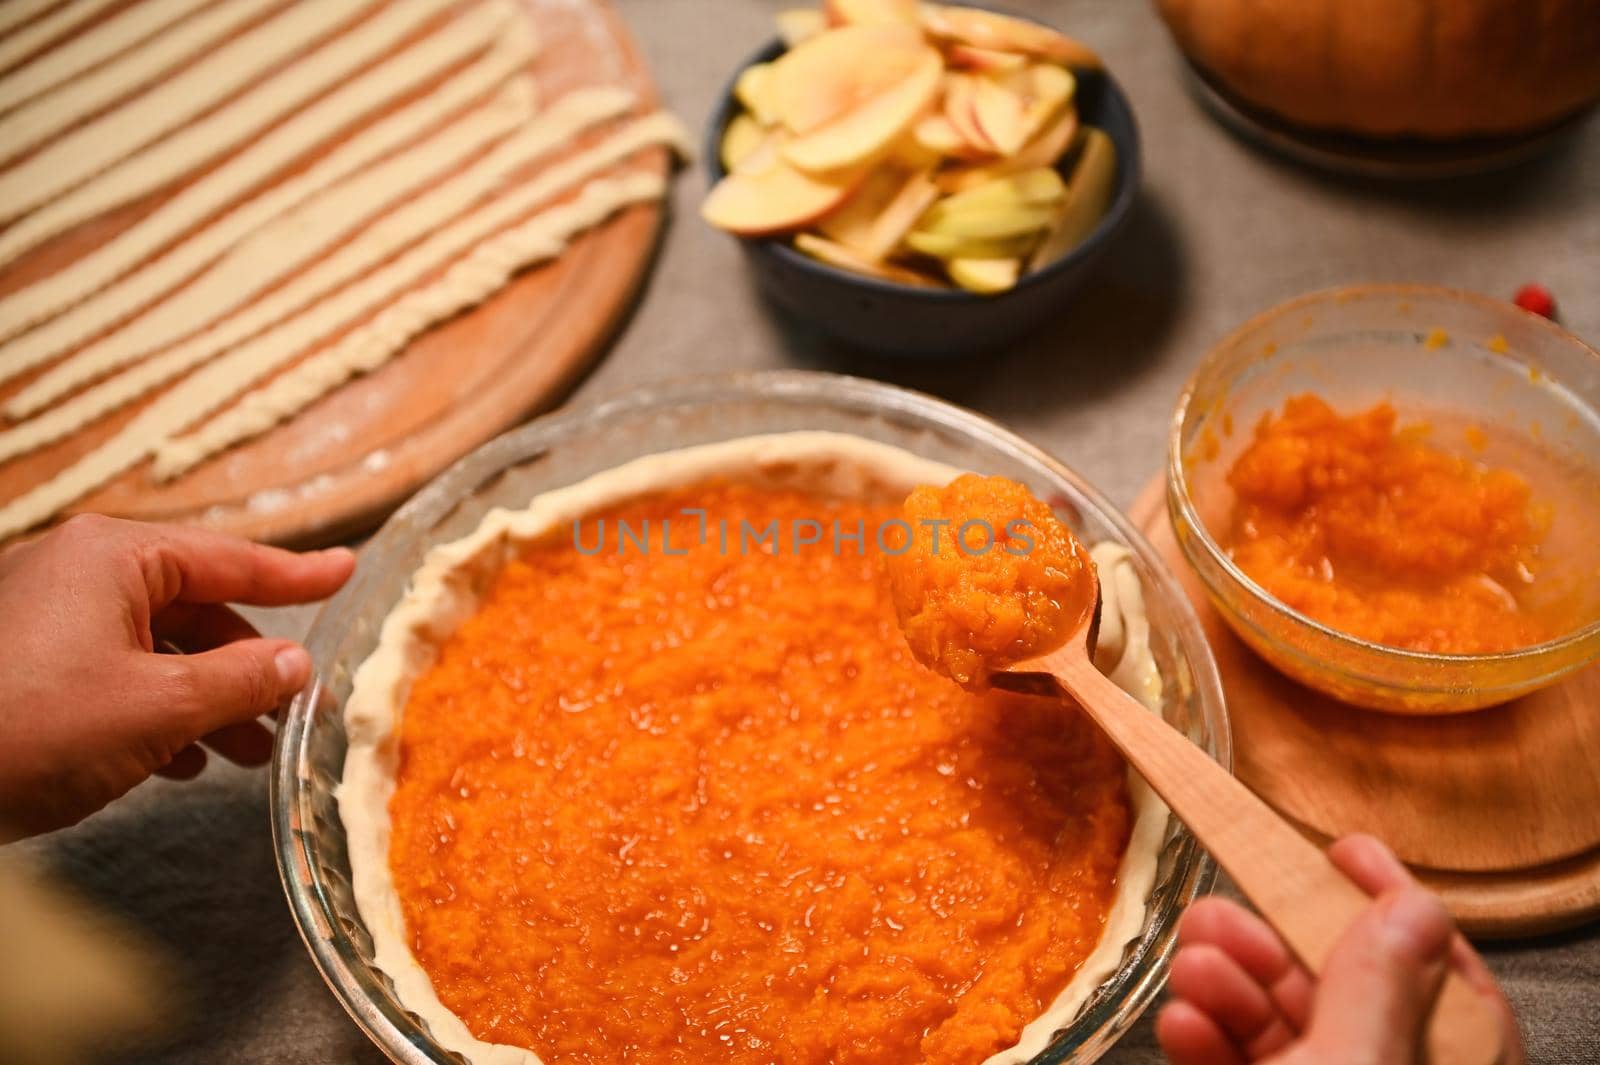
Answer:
[
  {"left": 1130, "top": 478, "right": 1600, "bottom": 939},
  {"left": 0, "top": 0, "right": 669, "bottom": 546}
]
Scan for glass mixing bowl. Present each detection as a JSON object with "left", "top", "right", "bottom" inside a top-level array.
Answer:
[
  {"left": 1169, "top": 285, "right": 1600, "bottom": 713},
  {"left": 274, "top": 371, "right": 1229, "bottom": 1064}
]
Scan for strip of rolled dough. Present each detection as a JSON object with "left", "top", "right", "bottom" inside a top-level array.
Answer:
[
  {"left": 0, "top": 112, "right": 686, "bottom": 537},
  {"left": 156, "top": 172, "right": 668, "bottom": 479},
  {"left": 11, "top": 78, "right": 534, "bottom": 416},
  {"left": 0, "top": 3, "right": 524, "bottom": 356},
  {"left": 0, "top": 0, "right": 413, "bottom": 225},
  {"left": 0, "top": 0, "right": 225, "bottom": 117},
  {"left": 0, "top": 87, "right": 636, "bottom": 437},
  {"left": 0, "top": 0, "right": 66, "bottom": 41},
  {"left": 0, "top": 0, "right": 119, "bottom": 73},
  {"left": 0, "top": 0, "right": 282, "bottom": 147}
]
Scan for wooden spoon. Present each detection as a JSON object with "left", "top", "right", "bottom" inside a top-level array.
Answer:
[{"left": 989, "top": 579, "right": 1506, "bottom": 1065}]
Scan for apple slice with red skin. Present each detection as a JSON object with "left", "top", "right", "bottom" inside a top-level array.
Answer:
[
  {"left": 771, "top": 24, "right": 930, "bottom": 134},
  {"left": 703, "top": 133, "right": 864, "bottom": 236},
  {"left": 923, "top": 4, "right": 1102, "bottom": 69},
  {"left": 913, "top": 112, "right": 989, "bottom": 160},
  {"left": 782, "top": 49, "right": 943, "bottom": 173},
  {"left": 971, "top": 74, "right": 1031, "bottom": 155},
  {"left": 971, "top": 62, "right": 1074, "bottom": 156},
  {"left": 943, "top": 72, "right": 998, "bottom": 155},
  {"left": 937, "top": 105, "right": 1078, "bottom": 193}
]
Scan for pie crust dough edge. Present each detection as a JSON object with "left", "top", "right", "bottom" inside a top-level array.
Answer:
[{"left": 336, "top": 430, "right": 1171, "bottom": 1065}]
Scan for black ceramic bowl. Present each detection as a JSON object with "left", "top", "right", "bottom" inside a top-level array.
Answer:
[{"left": 704, "top": 24, "right": 1142, "bottom": 359}]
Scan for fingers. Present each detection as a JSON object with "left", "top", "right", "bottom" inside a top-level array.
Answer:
[
  {"left": 1334, "top": 835, "right": 1528, "bottom": 1065},
  {"left": 154, "top": 723, "right": 274, "bottom": 776},
  {"left": 128, "top": 521, "right": 355, "bottom": 609},
  {"left": 1300, "top": 885, "right": 1454, "bottom": 1064},
  {"left": 154, "top": 743, "right": 207, "bottom": 780},
  {"left": 151, "top": 605, "right": 278, "bottom": 765},
  {"left": 198, "top": 719, "right": 275, "bottom": 767},
  {"left": 1156, "top": 1001, "right": 1247, "bottom": 1065},
  {"left": 153, "top": 602, "right": 260, "bottom": 652},
  {"left": 153, "top": 638, "right": 312, "bottom": 736},
  {"left": 1328, "top": 833, "right": 1414, "bottom": 895},
  {"left": 1330, "top": 834, "right": 1512, "bottom": 1004},
  {"left": 1169, "top": 943, "right": 1300, "bottom": 1059},
  {"left": 1179, "top": 897, "right": 1315, "bottom": 1033}
]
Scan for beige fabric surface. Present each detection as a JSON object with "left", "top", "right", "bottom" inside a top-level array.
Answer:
[{"left": 14, "top": 1, "right": 1598, "bottom": 1063}]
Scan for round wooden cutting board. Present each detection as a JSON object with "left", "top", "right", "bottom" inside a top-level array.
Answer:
[
  {"left": 1130, "top": 478, "right": 1600, "bottom": 939},
  {"left": 0, "top": 0, "right": 670, "bottom": 546}
]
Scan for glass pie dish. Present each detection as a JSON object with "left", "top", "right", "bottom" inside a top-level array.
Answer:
[{"left": 273, "top": 371, "right": 1230, "bottom": 1064}]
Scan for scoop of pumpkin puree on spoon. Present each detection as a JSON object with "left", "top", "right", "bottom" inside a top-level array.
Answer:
[{"left": 885, "top": 472, "right": 1096, "bottom": 689}]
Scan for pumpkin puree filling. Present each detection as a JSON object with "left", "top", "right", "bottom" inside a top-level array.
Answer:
[
  {"left": 1224, "top": 394, "right": 1552, "bottom": 654},
  {"left": 388, "top": 481, "right": 1134, "bottom": 1065}
]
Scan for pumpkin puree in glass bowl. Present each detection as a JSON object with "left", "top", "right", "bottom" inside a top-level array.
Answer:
[
  {"left": 388, "top": 480, "right": 1134, "bottom": 1065},
  {"left": 1224, "top": 394, "right": 1553, "bottom": 654}
]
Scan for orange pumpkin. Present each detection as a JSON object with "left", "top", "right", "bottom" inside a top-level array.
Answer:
[{"left": 1155, "top": 0, "right": 1600, "bottom": 139}]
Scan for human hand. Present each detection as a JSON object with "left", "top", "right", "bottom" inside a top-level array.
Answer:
[
  {"left": 0, "top": 515, "right": 354, "bottom": 838},
  {"left": 1157, "top": 834, "right": 1524, "bottom": 1065}
]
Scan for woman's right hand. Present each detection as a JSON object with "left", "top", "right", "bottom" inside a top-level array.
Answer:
[{"left": 1157, "top": 834, "right": 1524, "bottom": 1065}]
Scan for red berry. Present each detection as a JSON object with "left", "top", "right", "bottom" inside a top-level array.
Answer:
[{"left": 1513, "top": 283, "right": 1556, "bottom": 319}]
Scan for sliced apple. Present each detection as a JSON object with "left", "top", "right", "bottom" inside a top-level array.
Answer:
[
  {"left": 782, "top": 49, "right": 942, "bottom": 173},
  {"left": 861, "top": 169, "right": 940, "bottom": 259},
  {"left": 816, "top": 166, "right": 939, "bottom": 261},
  {"left": 971, "top": 73, "right": 1031, "bottom": 155},
  {"left": 948, "top": 257, "right": 1021, "bottom": 294},
  {"left": 904, "top": 229, "right": 1037, "bottom": 259},
  {"left": 935, "top": 167, "right": 1067, "bottom": 214},
  {"left": 936, "top": 105, "right": 1078, "bottom": 193},
  {"left": 771, "top": 24, "right": 930, "bottom": 133},
  {"left": 918, "top": 201, "right": 1055, "bottom": 240},
  {"left": 946, "top": 44, "right": 1026, "bottom": 73},
  {"left": 735, "top": 63, "right": 781, "bottom": 126},
  {"left": 943, "top": 72, "right": 996, "bottom": 155},
  {"left": 775, "top": 8, "right": 827, "bottom": 47},
  {"left": 824, "top": 0, "right": 920, "bottom": 26},
  {"left": 971, "top": 62, "right": 1075, "bottom": 156},
  {"left": 913, "top": 168, "right": 1063, "bottom": 242},
  {"left": 890, "top": 128, "right": 945, "bottom": 169},
  {"left": 1015, "top": 64, "right": 1075, "bottom": 147},
  {"left": 1029, "top": 125, "right": 1116, "bottom": 269},
  {"left": 816, "top": 166, "right": 907, "bottom": 251},
  {"left": 703, "top": 134, "right": 862, "bottom": 236},
  {"left": 719, "top": 112, "right": 767, "bottom": 171},
  {"left": 923, "top": 4, "right": 1103, "bottom": 69},
  {"left": 795, "top": 232, "right": 936, "bottom": 286},
  {"left": 913, "top": 112, "right": 977, "bottom": 159}
]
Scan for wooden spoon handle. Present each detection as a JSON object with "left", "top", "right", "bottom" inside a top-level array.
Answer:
[{"left": 1043, "top": 654, "right": 1505, "bottom": 1065}]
